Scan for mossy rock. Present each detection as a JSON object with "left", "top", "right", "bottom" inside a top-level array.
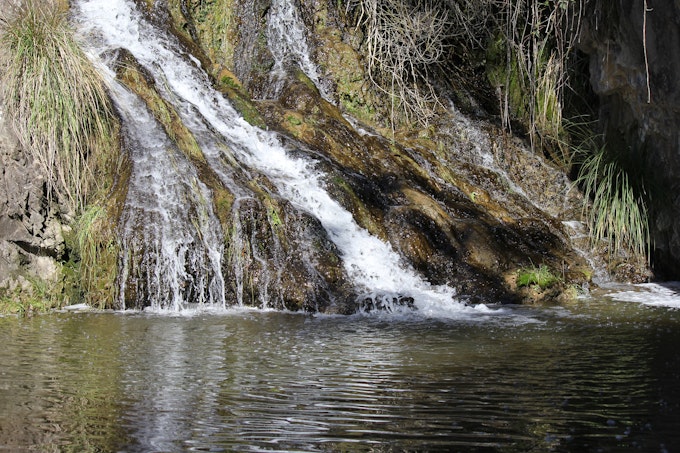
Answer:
[{"left": 114, "top": 50, "right": 204, "bottom": 162}]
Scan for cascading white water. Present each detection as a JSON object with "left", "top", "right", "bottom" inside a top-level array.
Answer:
[
  {"left": 75, "top": 0, "right": 488, "bottom": 316},
  {"left": 109, "top": 81, "right": 226, "bottom": 311},
  {"left": 266, "top": 0, "right": 332, "bottom": 101}
]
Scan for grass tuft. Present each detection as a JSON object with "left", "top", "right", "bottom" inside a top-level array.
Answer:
[
  {"left": 0, "top": 276, "right": 63, "bottom": 316},
  {"left": 516, "top": 264, "right": 560, "bottom": 289},
  {"left": 70, "top": 204, "right": 119, "bottom": 308},
  {"left": 576, "top": 145, "right": 650, "bottom": 261},
  {"left": 0, "top": 0, "right": 116, "bottom": 213}
]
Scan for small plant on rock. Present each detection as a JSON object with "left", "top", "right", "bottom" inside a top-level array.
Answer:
[{"left": 516, "top": 264, "right": 560, "bottom": 289}]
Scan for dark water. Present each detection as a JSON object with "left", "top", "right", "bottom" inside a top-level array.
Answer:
[{"left": 1, "top": 298, "right": 679, "bottom": 452}]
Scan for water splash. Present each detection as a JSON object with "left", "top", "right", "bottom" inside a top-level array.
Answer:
[
  {"left": 605, "top": 282, "right": 680, "bottom": 309},
  {"left": 75, "top": 0, "right": 476, "bottom": 316}
]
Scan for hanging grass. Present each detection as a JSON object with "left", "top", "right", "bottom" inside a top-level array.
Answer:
[
  {"left": 577, "top": 145, "right": 650, "bottom": 261},
  {"left": 0, "top": 0, "right": 116, "bottom": 213}
]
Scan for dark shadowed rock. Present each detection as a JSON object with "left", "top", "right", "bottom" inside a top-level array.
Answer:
[{"left": 580, "top": 0, "right": 680, "bottom": 279}]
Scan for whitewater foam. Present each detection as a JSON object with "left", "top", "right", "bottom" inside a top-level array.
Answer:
[{"left": 606, "top": 282, "right": 680, "bottom": 309}]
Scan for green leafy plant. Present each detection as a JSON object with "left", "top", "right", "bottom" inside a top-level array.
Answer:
[
  {"left": 0, "top": 289, "right": 32, "bottom": 315},
  {"left": 576, "top": 145, "right": 650, "bottom": 261},
  {"left": 0, "top": 0, "right": 116, "bottom": 213},
  {"left": 516, "top": 264, "right": 560, "bottom": 289},
  {"left": 0, "top": 277, "right": 62, "bottom": 316}
]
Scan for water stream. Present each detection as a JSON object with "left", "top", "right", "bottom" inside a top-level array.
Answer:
[
  {"left": 266, "top": 0, "right": 332, "bottom": 101},
  {"left": 112, "top": 81, "right": 226, "bottom": 311},
  {"left": 75, "top": 0, "right": 478, "bottom": 315}
]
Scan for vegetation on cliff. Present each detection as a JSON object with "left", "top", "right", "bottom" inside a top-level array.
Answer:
[
  {"left": 344, "top": 1, "right": 583, "bottom": 143},
  {"left": 577, "top": 142, "right": 650, "bottom": 264},
  {"left": 342, "top": 0, "right": 650, "bottom": 274},
  {"left": 0, "top": 0, "right": 117, "bottom": 213},
  {"left": 0, "top": 0, "right": 122, "bottom": 313}
]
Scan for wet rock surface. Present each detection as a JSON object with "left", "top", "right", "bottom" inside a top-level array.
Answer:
[{"left": 255, "top": 76, "right": 590, "bottom": 304}]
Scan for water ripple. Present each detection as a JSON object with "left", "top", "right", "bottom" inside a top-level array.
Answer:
[{"left": 1, "top": 306, "right": 679, "bottom": 452}]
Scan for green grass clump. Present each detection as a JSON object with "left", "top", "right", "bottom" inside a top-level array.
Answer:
[
  {"left": 576, "top": 145, "right": 650, "bottom": 261},
  {"left": 0, "top": 277, "right": 62, "bottom": 316},
  {"left": 0, "top": 0, "right": 116, "bottom": 213},
  {"left": 516, "top": 265, "right": 560, "bottom": 289},
  {"left": 69, "top": 204, "right": 120, "bottom": 308}
]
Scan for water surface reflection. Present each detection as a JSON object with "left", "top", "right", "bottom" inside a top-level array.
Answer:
[{"left": 1, "top": 300, "right": 679, "bottom": 452}]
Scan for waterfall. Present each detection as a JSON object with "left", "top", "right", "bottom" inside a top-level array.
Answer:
[
  {"left": 74, "top": 0, "right": 478, "bottom": 315},
  {"left": 110, "top": 81, "right": 226, "bottom": 311},
  {"left": 266, "top": 0, "right": 332, "bottom": 101}
]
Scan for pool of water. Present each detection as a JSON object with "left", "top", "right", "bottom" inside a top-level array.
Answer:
[{"left": 1, "top": 295, "right": 679, "bottom": 452}]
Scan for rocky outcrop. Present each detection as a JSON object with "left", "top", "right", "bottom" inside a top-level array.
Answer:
[
  {"left": 117, "top": 0, "right": 595, "bottom": 308},
  {"left": 580, "top": 0, "right": 680, "bottom": 279},
  {"left": 256, "top": 72, "right": 591, "bottom": 304},
  {"left": 0, "top": 101, "right": 65, "bottom": 297},
  {"left": 2, "top": 0, "right": 611, "bottom": 311}
]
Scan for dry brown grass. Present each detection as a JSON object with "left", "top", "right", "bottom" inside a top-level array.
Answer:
[{"left": 0, "top": 0, "right": 116, "bottom": 213}]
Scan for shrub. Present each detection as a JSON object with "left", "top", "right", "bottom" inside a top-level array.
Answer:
[
  {"left": 347, "top": 0, "right": 586, "bottom": 145},
  {"left": 348, "top": 0, "right": 453, "bottom": 128},
  {"left": 485, "top": 0, "right": 586, "bottom": 162},
  {"left": 0, "top": 0, "right": 116, "bottom": 213}
]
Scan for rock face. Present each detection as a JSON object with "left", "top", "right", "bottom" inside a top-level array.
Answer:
[
  {"left": 154, "top": 0, "right": 593, "bottom": 308},
  {"left": 2, "top": 0, "right": 605, "bottom": 311},
  {"left": 0, "top": 101, "right": 64, "bottom": 296},
  {"left": 581, "top": 0, "right": 680, "bottom": 279}
]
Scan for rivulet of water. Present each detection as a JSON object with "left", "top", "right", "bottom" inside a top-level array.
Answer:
[
  {"left": 266, "top": 0, "right": 332, "bottom": 101},
  {"left": 110, "top": 80, "right": 226, "bottom": 311}
]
